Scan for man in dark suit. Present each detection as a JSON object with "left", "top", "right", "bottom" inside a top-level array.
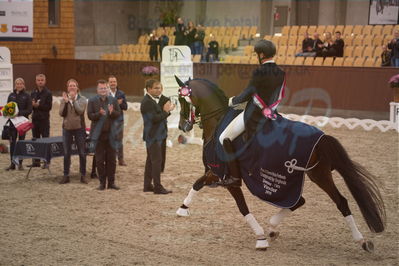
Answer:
[
  {"left": 108, "top": 75, "right": 128, "bottom": 166},
  {"left": 140, "top": 79, "right": 175, "bottom": 194},
  {"left": 88, "top": 80, "right": 122, "bottom": 190},
  {"left": 218, "top": 40, "right": 285, "bottom": 186}
]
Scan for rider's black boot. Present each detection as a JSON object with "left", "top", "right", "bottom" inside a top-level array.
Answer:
[{"left": 217, "top": 138, "right": 242, "bottom": 187}]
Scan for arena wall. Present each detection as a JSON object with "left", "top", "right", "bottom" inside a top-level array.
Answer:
[{"left": 0, "top": 0, "right": 75, "bottom": 64}]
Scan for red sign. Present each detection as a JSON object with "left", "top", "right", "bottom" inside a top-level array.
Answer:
[{"left": 12, "top": 25, "right": 29, "bottom": 32}]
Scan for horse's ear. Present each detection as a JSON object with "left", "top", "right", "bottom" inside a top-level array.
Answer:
[{"left": 175, "top": 75, "right": 185, "bottom": 87}]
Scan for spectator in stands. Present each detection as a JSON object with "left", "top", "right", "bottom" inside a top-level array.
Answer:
[
  {"left": 88, "top": 80, "right": 122, "bottom": 190},
  {"left": 321, "top": 32, "right": 335, "bottom": 58},
  {"left": 159, "top": 28, "right": 169, "bottom": 60},
  {"left": 381, "top": 45, "right": 392, "bottom": 67},
  {"left": 331, "top": 31, "right": 345, "bottom": 57},
  {"left": 174, "top": 17, "right": 186, "bottom": 45},
  {"left": 185, "top": 21, "right": 197, "bottom": 54},
  {"left": 194, "top": 24, "right": 205, "bottom": 57},
  {"left": 59, "top": 79, "right": 88, "bottom": 185},
  {"left": 148, "top": 30, "right": 160, "bottom": 61},
  {"left": 29, "top": 74, "right": 53, "bottom": 168},
  {"left": 295, "top": 32, "right": 314, "bottom": 57},
  {"left": 388, "top": 30, "right": 399, "bottom": 67},
  {"left": 312, "top": 33, "right": 324, "bottom": 57},
  {"left": 5, "top": 78, "right": 32, "bottom": 171},
  {"left": 206, "top": 35, "right": 219, "bottom": 62},
  {"left": 108, "top": 75, "right": 128, "bottom": 166}
]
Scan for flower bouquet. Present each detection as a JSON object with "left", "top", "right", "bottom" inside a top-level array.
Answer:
[
  {"left": 389, "top": 74, "right": 399, "bottom": 102},
  {"left": 1, "top": 101, "right": 19, "bottom": 118},
  {"left": 141, "top": 66, "right": 159, "bottom": 77}
]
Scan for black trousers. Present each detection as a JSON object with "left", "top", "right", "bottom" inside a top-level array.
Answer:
[
  {"left": 95, "top": 139, "right": 117, "bottom": 186},
  {"left": 32, "top": 118, "right": 50, "bottom": 165},
  {"left": 9, "top": 126, "right": 25, "bottom": 166},
  {"left": 144, "top": 139, "right": 166, "bottom": 189}
]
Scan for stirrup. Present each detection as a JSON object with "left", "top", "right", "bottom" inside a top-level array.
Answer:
[{"left": 217, "top": 176, "right": 241, "bottom": 187}]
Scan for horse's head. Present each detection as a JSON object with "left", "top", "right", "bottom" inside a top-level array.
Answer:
[{"left": 175, "top": 75, "right": 196, "bottom": 132}]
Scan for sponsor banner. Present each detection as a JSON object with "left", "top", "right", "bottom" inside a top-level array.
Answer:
[{"left": 0, "top": 0, "right": 33, "bottom": 41}]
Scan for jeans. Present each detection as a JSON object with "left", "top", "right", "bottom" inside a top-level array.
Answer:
[
  {"left": 63, "top": 128, "right": 86, "bottom": 176},
  {"left": 193, "top": 41, "right": 203, "bottom": 55},
  {"left": 391, "top": 57, "right": 399, "bottom": 67}
]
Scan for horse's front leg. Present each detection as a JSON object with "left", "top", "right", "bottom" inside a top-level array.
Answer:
[
  {"left": 227, "top": 186, "right": 269, "bottom": 250},
  {"left": 176, "top": 171, "right": 218, "bottom": 217}
]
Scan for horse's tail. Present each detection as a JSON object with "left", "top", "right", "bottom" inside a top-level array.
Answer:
[{"left": 317, "top": 135, "right": 386, "bottom": 233}]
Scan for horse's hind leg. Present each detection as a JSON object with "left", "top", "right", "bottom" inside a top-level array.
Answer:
[
  {"left": 307, "top": 163, "right": 373, "bottom": 252},
  {"left": 176, "top": 171, "right": 218, "bottom": 217},
  {"left": 268, "top": 197, "right": 306, "bottom": 241},
  {"left": 227, "top": 186, "right": 269, "bottom": 250}
]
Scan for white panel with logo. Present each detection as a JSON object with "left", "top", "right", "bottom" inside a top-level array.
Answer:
[{"left": 0, "top": 47, "right": 13, "bottom": 133}]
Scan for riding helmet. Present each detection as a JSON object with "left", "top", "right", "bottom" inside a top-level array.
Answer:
[{"left": 254, "top": 40, "right": 276, "bottom": 59}]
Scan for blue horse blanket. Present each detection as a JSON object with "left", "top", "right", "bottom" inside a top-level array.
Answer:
[{"left": 205, "top": 108, "right": 324, "bottom": 208}]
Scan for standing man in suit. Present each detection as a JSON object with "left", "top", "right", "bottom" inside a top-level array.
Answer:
[
  {"left": 218, "top": 40, "right": 285, "bottom": 186},
  {"left": 140, "top": 79, "right": 175, "bottom": 194},
  {"left": 88, "top": 80, "right": 122, "bottom": 190},
  {"left": 30, "top": 73, "right": 53, "bottom": 168},
  {"left": 108, "top": 75, "right": 128, "bottom": 166}
]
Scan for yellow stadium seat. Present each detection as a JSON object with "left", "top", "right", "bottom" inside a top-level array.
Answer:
[
  {"left": 375, "top": 57, "right": 382, "bottom": 67},
  {"left": 343, "top": 57, "right": 355, "bottom": 66},
  {"left": 241, "top": 27, "right": 250, "bottom": 39},
  {"left": 281, "top": 26, "right": 290, "bottom": 36},
  {"left": 250, "top": 56, "right": 258, "bottom": 64},
  {"left": 372, "top": 25, "right": 383, "bottom": 36},
  {"left": 333, "top": 57, "right": 344, "bottom": 66},
  {"left": 303, "top": 57, "right": 314, "bottom": 65},
  {"left": 313, "top": 57, "right": 324, "bottom": 66},
  {"left": 225, "top": 27, "right": 234, "bottom": 37},
  {"left": 286, "top": 46, "right": 297, "bottom": 57},
  {"left": 308, "top": 25, "right": 317, "bottom": 35},
  {"left": 373, "top": 46, "right": 383, "bottom": 59},
  {"left": 325, "top": 25, "right": 335, "bottom": 34},
  {"left": 224, "top": 55, "right": 233, "bottom": 63},
  {"left": 288, "top": 36, "right": 298, "bottom": 46},
  {"left": 231, "top": 36, "right": 239, "bottom": 49},
  {"left": 344, "top": 46, "right": 354, "bottom": 57},
  {"left": 231, "top": 56, "right": 241, "bottom": 64},
  {"left": 382, "top": 25, "right": 393, "bottom": 36},
  {"left": 193, "top": 55, "right": 201, "bottom": 63},
  {"left": 298, "top": 26, "right": 308, "bottom": 35},
  {"left": 279, "top": 36, "right": 288, "bottom": 46},
  {"left": 363, "top": 58, "right": 375, "bottom": 67},
  {"left": 323, "top": 57, "right": 334, "bottom": 66},
  {"left": 290, "top": 26, "right": 299, "bottom": 36},
  {"left": 344, "top": 35, "right": 355, "bottom": 46},
  {"left": 343, "top": 25, "right": 354, "bottom": 37},
  {"left": 285, "top": 57, "right": 295, "bottom": 65},
  {"left": 363, "top": 36, "right": 373, "bottom": 47},
  {"left": 275, "top": 56, "right": 286, "bottom": 65},
  {"left": 372, "top": 36, "right": 384, "bottom": 47},
  {"left": 263, "top": 35, "right": 272, "bottom": 40},
  {"left": 249, "top": 26, "right": 258, "bottom": 38},
  {"left": 293, "top": 57, "right": 305, "bottom": 65},
  {"left": 353, "top": 46, "right": 364, "bottom": 58},
  {"left": 219, "top": 26, "right": 227, "bottom": 37},
  {"left": 353, "top": 25, "right": 363, "bottom": 36},
  {"left": 277, "top": 45, "right": 287, "bottom": 57},
  {"left": 363, "top": 25, "right": 373, "bottom": 36},
  {"left": 240, "top": 56, "right": 250, "bottom": 64},
  {"left": 316, "top": 25, "right": 326, "bottom": 35},
  {"left": 233, "top": 27, "right": 242, "bottom": 38},
  {"left": 334, "top": 25, "right": 344, "bottom": 34},
  {"left": 353, "top": 36, "right": 363, "bottom": 46},
  {"left": 271, "top": 35, "right": 281, "bottom": 46},
  {"left": 244, "top": 45, "right": 254, "bottom": 56},
  {"left": 353, "top": 57, "right": 365, "bottom": 67},
  {"left": 363, "top": 46, "right": 374, "bottom": 58}
]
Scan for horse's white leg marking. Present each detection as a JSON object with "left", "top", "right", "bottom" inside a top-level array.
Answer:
[
  {"left": 245, "top": 213, "right": 269, "bottom": 249},
  {"left": 176, "top": 188, "right": 198, "bottom": 217},
  {"left": 183, "top": 188, "right": 198, "bottom": 207},
  {"left": 345, "top": 215, "right": 364, "bottom": 242},
  {"left": 269, "top": 208, "right": 292, "bottom": 228}
]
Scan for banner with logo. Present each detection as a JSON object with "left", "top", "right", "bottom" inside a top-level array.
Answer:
[{"left": 0, "top": 0, "right": 33, "bottom": 41}]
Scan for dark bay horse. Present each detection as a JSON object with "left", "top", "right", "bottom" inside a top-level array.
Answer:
[{"left": 174, "top": 77, "right": 386, "bottom": 252}]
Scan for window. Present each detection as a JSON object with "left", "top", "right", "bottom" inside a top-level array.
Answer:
[{"left": 48, "top": 0, "right": 60, "bottom": 26}]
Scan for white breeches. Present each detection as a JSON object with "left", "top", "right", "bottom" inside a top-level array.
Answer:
[{"left": 218, "top": 111, "right": 245, "bottom": 145}]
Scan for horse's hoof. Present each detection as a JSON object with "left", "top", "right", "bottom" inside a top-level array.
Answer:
[
  {"left": 176, "top": 207, "right": 190, "bottom": 217},
  {"left": 269, "top": 231, "right": 280, "bottom": 241},
  {"left": 255, "top": 238, "right": 269, "bottom": 250},
  {"left": 361, "top": 240, "right": 374, "bottom": 252}
]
